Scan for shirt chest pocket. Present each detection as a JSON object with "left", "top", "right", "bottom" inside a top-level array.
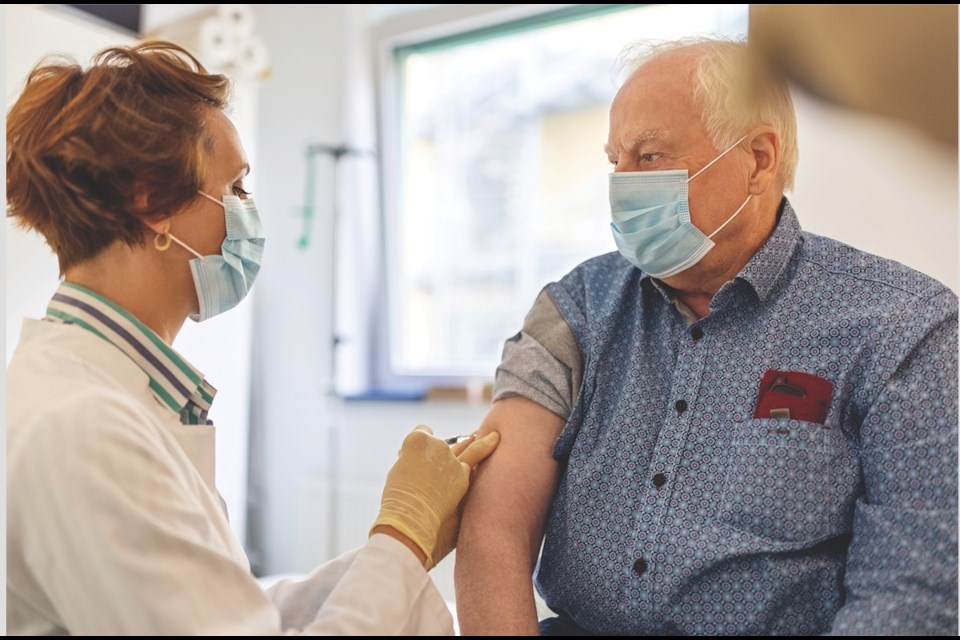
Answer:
[{"left": 715, "top": 418, "right": 861, "bottom": 547}]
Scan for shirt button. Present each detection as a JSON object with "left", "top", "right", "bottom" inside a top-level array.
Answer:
[
  {"left": 691, "top": 326, "right": 704, "bottom": 341},
  {"left": 675, "top": 399, "right": 688, "bottom": 413},
  {"left": 633, "top": 557, "right": 648, "bottom": 576},
  {"left": 652, "top": 473, "right": 667, "bottom": 488}
]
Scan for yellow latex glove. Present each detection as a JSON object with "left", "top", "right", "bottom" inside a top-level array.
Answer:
[{"left": 371, "top": 425, "right": 500, "bottom": 570}]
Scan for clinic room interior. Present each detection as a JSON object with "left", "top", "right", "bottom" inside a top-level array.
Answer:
[{"left": 5, "top": 3, "right": 957, "bottom": 617}]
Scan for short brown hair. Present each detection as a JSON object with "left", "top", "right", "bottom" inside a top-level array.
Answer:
[{"left": 7, "top": 40, "right": 232, "bottom": 272}]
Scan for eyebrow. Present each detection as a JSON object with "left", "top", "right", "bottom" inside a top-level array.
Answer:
[
  {"left": 604, "top": 129, "right": 668, "bottom": 158},
  {"left": 235, "top": 163, "right": 251, "bottom": 180}
]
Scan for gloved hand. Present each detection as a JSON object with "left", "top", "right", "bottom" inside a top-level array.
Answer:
[{"left": 370, "top": 425, "right": 500, "bottom": 570}]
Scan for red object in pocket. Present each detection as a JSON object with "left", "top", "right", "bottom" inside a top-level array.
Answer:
[{"left": 753, "top": 370, "right": 833, "bottom": 424}]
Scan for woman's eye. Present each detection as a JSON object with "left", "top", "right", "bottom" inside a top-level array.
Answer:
[{"left": 232, "top": 185, "right": 252, "bottom": 198}]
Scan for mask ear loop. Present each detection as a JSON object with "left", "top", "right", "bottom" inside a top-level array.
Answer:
[
  {"left": 153, "top": 192, "right": 231, "bottom": 257},
  {"left": 707, "top": 194, "right": 752, "bottom": 239},
  {"left": 198, "top": 191, "right": 226, "bottom": 208},
  {"left": 688, "top": 134, "right": 749, "bottom": 182},
  {"left": 166, "top": 232, "right": 205, "bottom": 259},
  {"left": 150, "top": 220, "right": 204, "bottom": 259},
  {"left": 688, "top": 133, "right": 752, "bottom": 239}
]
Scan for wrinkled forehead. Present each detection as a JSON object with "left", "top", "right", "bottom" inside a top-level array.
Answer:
[
  {"left": 609, "top": 55, "right": 706, "bottom": 147},
  {"left": 618, "top": 51, "right": 699, "bottom": 112}
]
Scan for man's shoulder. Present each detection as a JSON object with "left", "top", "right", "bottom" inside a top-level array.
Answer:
[
  {"left": 798, "top": 231, "right": 956, "bottom": 302},
  {"left": 542, "top": 251, "right": 642, "bottom": 331},
  {"left": 554, "top": 251, "right": 637, "bottom": 290},
  {"left": 574, "top": 250, "right": 633, "bottom": 272}
]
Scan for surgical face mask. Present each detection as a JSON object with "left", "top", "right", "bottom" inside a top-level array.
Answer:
[
  {"left": 609, "top": 135, "right": 751, "bottom": 279},
  {"left": 166, "top": 192, "right": 265, "bottom": 322}
]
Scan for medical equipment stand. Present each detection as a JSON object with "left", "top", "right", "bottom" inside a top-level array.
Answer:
[{"left": 303, "top": 143, "right": 373, "bottom": 560}]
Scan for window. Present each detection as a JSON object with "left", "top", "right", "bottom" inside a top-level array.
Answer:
[{"left": 382, "top": 4, "right": 748, "bottom": 380}]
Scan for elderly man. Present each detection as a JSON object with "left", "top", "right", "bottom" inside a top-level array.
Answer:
[{"left": 455, "top": 37, "right": 958, "bottom": 635}]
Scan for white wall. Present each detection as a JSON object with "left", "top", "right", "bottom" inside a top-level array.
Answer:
[
  {"left": 1, "top": 5, "right": 8, "bottom": 629},
  {"left": 246, "top": 3, "right": 349, "bottom": 574}
]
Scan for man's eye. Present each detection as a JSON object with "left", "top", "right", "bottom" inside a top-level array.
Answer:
[{"left": 639, "top": 153, "right": 660, "bottom": 163}]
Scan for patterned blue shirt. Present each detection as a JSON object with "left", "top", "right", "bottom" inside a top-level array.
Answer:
[{"left": 494, "top": 199, "right": 958, "bottom": 634}]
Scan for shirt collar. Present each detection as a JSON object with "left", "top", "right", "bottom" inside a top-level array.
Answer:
[
  {"left": 45, "top": 281, "right": 217, "bottom": 424},
  {"left": 642, "top": 197, "right": 802, "bottom": 306},
  {"left": 735, "top": 197, "right": 802, "bottom": 302}
]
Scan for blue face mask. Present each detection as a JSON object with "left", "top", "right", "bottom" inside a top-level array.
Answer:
[
  {"left": 168, "top": 192, "right": 265, "bottom": 322},
  {"left": 609, "top": 135, "right": 750, "bottom": 278}
]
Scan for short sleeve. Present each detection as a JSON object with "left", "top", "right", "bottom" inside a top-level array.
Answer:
[{"left": 492, "top": 289, "right": 582, "bottom": 420}]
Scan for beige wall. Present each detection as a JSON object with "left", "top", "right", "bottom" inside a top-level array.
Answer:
[{"left": 790, "top": 90, "right": 957, "bottom": 292}]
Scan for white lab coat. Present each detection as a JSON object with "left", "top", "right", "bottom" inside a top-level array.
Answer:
[{"left": 6, "top": 319, "right": 454, "bottom": 636}]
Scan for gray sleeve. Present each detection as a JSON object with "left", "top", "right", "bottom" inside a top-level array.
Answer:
[{"left": 492, "top": 289, "right": 583, "bottom": 420}]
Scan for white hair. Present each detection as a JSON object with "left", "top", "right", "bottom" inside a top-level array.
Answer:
[{"left": 616, "top": 36, "right": 798, "bottom": 191}]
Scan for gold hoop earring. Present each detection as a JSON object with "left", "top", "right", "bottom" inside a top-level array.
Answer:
[{"left": 154, "top": 232, "right": 172, "bottom": 252}]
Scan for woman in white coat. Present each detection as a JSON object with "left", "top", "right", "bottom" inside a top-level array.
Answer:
[{"left": 6, "top": 41, "right": 498, "bottom": 635}]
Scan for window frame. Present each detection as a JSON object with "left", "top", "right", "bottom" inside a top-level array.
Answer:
[
  {"left": 371, "top": 3, "right": 738, "bottom": 393},
  {"left": 372, "top": 4, "right": 621, "bottom": 393}
]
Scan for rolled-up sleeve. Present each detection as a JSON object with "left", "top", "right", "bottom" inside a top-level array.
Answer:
[{"left": 492, "top": 289, "right": 582, "bottom": 420}]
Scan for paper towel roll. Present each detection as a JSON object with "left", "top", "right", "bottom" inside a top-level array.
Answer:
[
  {"left": 146, "top": 4, "right": 269, "bottom": 82},
  {"left": 218, "top": 4, "right": 255, "bottom": 38},
  {"left": 198, "top": 17, "right": 239, "bottom": 67},
  {"left": 236, "top": 36, "right": 270, "bottom": 79}
]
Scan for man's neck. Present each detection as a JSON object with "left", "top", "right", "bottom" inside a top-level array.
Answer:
[{"left": 664, "top": 196, "right": 782, "bottom": 319}]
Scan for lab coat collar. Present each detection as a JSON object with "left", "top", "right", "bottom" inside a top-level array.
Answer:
[{"left": 44, "top": 281, "right": 217, "bottom": 423}]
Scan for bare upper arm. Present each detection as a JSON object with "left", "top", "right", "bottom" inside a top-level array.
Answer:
[{"left": 464, "top": 396, "right": 566, "bottom": 559}]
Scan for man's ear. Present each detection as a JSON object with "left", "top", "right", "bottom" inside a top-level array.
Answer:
[{"left": 746, "top": 126, "right": 780, "bottom": 196}]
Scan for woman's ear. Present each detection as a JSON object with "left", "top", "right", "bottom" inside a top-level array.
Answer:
[
  {"left": 746, "top": 126, "right": 781, "bottom": 196},
  {"left": 143, "top": 218, "right": 170, "bottom": 236},
  {"left": 133, "top": 181, "right": 171, "bottom": 236},
  {"left": 131, "top": 177, "right": 153, "bottom": 212}
]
